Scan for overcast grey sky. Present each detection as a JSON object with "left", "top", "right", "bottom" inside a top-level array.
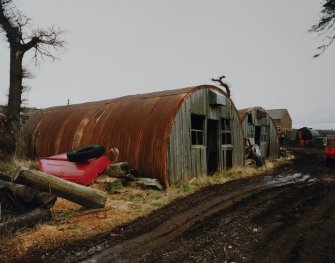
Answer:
[{"left": 0, "top": 0, "right": 334, "bottom": 129}]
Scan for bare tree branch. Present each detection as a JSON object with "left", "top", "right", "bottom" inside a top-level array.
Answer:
[
  {"left": 212, "top": 75, "right": 231, "bottom": 98},
  {"left": 0, "top": 0, "right": 19, "bottom": 43},
  {"left": 19, "top": 27, "right": 64, "bottom": 62},
  {"left": 311, "top": 0, "right": 335, "bottom": 57},
  {"left": 1, "top": 0, "right": 65, "bottom": 59},
  {"left": 0, "top": 0, "right": 65, "bottom": 154}
]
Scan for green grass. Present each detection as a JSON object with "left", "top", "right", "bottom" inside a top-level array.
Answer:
[
  {"left": 0, "top": 160, "right": 18, "bottom": 176},
  {"left": 179, "top": 182, "right": 190, "bottom": 192},
  {"left": 106, "top": 181, "right": 123, "bottom": 194}
]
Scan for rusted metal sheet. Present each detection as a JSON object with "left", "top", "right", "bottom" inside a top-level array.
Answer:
[
  {"left": 238, "top": 107, "right": 252, "bottom": 122},
  {"left": 22, "top": 85, "right": 231, "bottom": 187}
]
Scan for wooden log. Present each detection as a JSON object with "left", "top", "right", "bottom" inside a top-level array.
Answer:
[
  {"left": 0, "top": 208, "right": 51, "bottom": 236},
  {"left": 129, "top": 177, "right": 163, "bottom": 190},
  {"left": 105, "top": 162, "right": 130, "bottom": 177},
  {"left": 0, "top": 187, "right": 25, "bottom": 213},
  {"left": 0, "top": 179, "right": 57, "bottom": 209},
  {"left": 34, "top": 192, "right": 57, "bottom": 208},
  {"left": 0, "top": 179, "right": 37, "bottom": 202},
  {"left": 0, "top": 172, "right": 13, "bottom": 182},
  {"left": 120, "top": 173, "right": 136, "bottom": 181},
  {"left": 14, "top": 168, "right": 107, "bottom": 209}
]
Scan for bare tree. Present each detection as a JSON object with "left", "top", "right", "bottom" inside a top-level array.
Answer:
[
  {"left": 310, "top": 0, "right": 335, "bottom": 57},
  {"left": 0, "top": 0, "right": 64, "bottom": 154},
  {"left": 211, "top": 75, "right": 231, "bottom": 97}
]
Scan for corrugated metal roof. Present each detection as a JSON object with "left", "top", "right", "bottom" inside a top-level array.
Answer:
[
  {"left": 238, "top": 106, "right": 265, "bottom": 123},
  {"left": 21, "top": 85, "right": 228, "bottom": 186},
  {"left": 266, "top": 109, "right": 288, "bottom": 120}
]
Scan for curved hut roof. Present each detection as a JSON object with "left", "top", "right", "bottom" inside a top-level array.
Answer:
[
  {"left": 238, "top": 106, "right": 280, "bottom": 158},
  {"left": 238, "top": 106, "right": 267, "bottom": 123},
  {"left": 22, "top": 85, "right": 238, "bottom": 185}
]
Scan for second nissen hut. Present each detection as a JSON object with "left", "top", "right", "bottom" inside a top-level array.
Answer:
[
  {"left": 21, "top": 85, "right": 245, "bottom": 187},
  {"left": 238, "top": 107, "right": 279, "bottom": 159}
]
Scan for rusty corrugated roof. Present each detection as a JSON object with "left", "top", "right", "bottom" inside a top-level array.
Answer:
[
  {"left": 238, "top": 106, "right": 267, "bottom": 123},
  {"left": 22, "top": 85, "right": 227, "bottom": 186}
]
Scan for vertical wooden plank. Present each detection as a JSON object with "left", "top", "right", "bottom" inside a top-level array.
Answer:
[{"left": 167, "top": 87, "right": 245, "bottom": 185}]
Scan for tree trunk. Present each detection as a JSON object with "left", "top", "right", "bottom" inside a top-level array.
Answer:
[
  {"left": 2, "top": 44, "right": 24, "bottom": 154},
  {"left": 15, "top": 168, "right": 107, "bottom": 209}
]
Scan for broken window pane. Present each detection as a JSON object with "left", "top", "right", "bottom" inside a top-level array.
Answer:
[
  {"left": 247, "top": 124, "right": 254, "bottom": 138},
  {"left": 221, "top": 118, "right": 231, "bottom": 131},
  {"left": 221, "top": 118, "right": 233, "bottom": 145},
  {"left": 222, "top": 132, "right": 232, "bottom": 144},
  {"left": 261, "top": 126, "right": 269, "bottom": 142},
  {"left": 248, "top": 113, "right": 253, "bottom": 124},
  {"left": 191, "top": 114, "right": 205, "bottom": 145}
]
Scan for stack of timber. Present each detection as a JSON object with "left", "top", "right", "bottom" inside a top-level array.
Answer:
[
  {"left": 16, "top": 168, "right": 107, "bottom": 209},
  {"left": 105, "top": 162, "right": 163, "bottom": 190},
  {"left": 0, "top": 168, "right": 107, "bottom": 235},
  {"left": 0, "top": 172, "right": 56, "bottom": 235}
]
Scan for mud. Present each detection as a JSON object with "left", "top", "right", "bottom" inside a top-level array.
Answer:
[{"left": 17, "top": 148, "right": 335, "bottom": 263}]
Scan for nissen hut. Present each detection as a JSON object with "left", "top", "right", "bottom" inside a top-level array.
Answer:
[
  {"left": 21, "top": 85, "right": 245, "bottom": 187},
  {"left": 238, "top": 107, "right": 279, "bottom": 159}
]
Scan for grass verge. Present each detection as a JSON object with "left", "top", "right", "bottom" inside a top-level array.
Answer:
[{"left": 0, "top": 155, "right": 292, "bottom": 262}]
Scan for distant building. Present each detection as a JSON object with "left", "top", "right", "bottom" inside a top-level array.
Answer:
[
  {"left": 297, "top": 127, "right": 320, "bottom": 140},
  {"left": 238, "top": 107, "right": 279, "bottom": 159},
  {"left": 296, "top": 127, "right": 323, "bottom": 147},
  {"left": 267, "top": 109, "right": 292, "bottom": 139}
]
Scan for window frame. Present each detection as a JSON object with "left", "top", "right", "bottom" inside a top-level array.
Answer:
[
  {"left": 191, "top": 114, "right": 205, "bottom": 145},
  {"left": 221, "top": 118, "right": 233, "bottom": 146},
  {"left": 260, "top": 125, "right": 269, "bottom": 142},
  {"left": 247, "top": 123, "right": 254, "bottom": 138}
]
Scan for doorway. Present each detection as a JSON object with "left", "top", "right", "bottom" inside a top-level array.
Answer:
[
  {"left": 255, "top": 126, "right": 261, "bottom": 146},
  {"left": 223, "top": 148, "right": 233, "bottom": 170},
  {"left": 207, "top": 119, "right": 219, "bottom": 174}
]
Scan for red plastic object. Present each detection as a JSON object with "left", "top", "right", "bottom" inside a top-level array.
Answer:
[
  {"left": 38, "top": 153, "right": 110, "bottom": 185},
  {"left": 326, "top": 135, "right": 335, "bottom": 160},
  {"left": 325, "top": 146, "right": 335, "bottom": 158}
]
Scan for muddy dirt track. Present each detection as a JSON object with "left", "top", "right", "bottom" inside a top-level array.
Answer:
[{"left": 19, "top": 148, "right": 335, "bottom": 263}]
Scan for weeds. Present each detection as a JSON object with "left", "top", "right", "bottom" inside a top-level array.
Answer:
[
  {"left": 179, "top": 182, "right": 190, "bottom": 192},
  {"left": 51, "top": 210, "right": 79, "bottom": 224},
  {"left": 0, "top": 157, "right": 37, "bottom": 177},
  {"left": 106, "top": 181, "right": 123, "bottom": 194},
  {"left": 0, "top": 161, "right": 17, "bottom": 176}
]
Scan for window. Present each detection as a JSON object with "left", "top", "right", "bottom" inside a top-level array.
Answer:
[
  {"left": 247, "top": 124, "right": 254, "bottom": 138},
  {"left": 257, "top": 109, "right": 266, "bottom": 119},
  {"left": 260, "top": 126, "right": 269, "bottom": 142},
  {"left": 247, "top": 113, "right": 253, "bottom": 124},
  {"left": 221, "top": 118, "right": 233, "bottom": 145},
  {"left": 191, "top": 114, "right": 205, "bottom": 145}
]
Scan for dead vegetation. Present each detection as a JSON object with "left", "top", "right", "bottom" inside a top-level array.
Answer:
[{"left": 0, "top": 155, "right": 291, "bottom": 262}]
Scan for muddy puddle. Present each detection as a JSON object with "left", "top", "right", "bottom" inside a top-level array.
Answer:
[{"left": 263, "top": 172, "right": 316, "bottom": 186}]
